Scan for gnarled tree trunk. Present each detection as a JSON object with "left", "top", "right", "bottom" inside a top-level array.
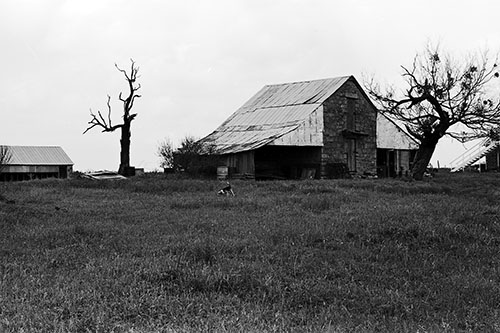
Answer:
[
  {"left": 118, "top": 122, "right": 131, "bottom": 175},
  {"left": 411, "top": 135, "right": 440, "bottom": 180}
]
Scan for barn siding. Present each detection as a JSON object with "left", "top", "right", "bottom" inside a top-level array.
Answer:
[
  {"left": 268, "top": 106, "right": 323, "bottom": 146},
  {"left": 377, "top": 114, "right": 418, "bottom": 150},
  {"left": 222, "top": 151, "right": 255, "bottom": 178}
]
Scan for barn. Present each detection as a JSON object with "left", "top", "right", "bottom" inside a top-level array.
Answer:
[
  {"left": 0, "top": 146, "right": 73, "bottom": 181},
  {"left": 201, "top": 75, "right": 417, "bottom": 179}
]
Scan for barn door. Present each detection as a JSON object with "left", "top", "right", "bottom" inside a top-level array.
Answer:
[
  {"left": 347, "top": 139, "right": 356, "bottom": 172},
  {"left": 388, "top": 150, "right": 395, "bottom": 177}
]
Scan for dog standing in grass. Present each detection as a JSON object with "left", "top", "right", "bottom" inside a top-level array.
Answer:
[{"left": 217, "top": 182, "right": 235, "bottom": 196}]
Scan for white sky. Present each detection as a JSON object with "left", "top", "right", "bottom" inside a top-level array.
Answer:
[{"left": 1, "top": 0, "right": 499, "bottom": 171}]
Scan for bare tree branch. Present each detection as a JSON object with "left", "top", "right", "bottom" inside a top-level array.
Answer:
[
  {"left": 366, "top": 46, "right": 500, "bottom": 143},
  {"left": 84, "top": 60, "right": 142, "bottom": 135},
  {"left": 83, "top": 95, "right": 123, "bottom": 134}
]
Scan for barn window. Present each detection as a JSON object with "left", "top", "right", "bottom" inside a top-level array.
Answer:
[{"left": 346, "top": 98, "right": 356, "bottom": 131}]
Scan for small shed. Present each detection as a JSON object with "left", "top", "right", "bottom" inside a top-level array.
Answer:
[{"left": 0, "top": 146, "right": 73, "bottom": 181}]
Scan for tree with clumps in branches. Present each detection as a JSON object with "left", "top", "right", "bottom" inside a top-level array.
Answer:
[
  {"left": 365, "top": 45, "right": 500, "bottom": 180},
  {"left": 84, "top": 59, "right": 141, "bottom": 176}
]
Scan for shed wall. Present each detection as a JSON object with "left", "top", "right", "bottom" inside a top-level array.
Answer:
[
  {"left": 3, "top": 165, "right": 60, "bottom": 173},
  {"left": 1, "top": 165, "right": 73, "bottom": 180}
]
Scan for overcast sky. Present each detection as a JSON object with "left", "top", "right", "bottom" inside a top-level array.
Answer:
[{"left": 1, "top": 0, "right": 500, "bottom": 171}]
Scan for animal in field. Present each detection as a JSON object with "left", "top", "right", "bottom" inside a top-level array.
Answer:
[{"left": 217, "top": 182, "right": 235, "bottom": 196}]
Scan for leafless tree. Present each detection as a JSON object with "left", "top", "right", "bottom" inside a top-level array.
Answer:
[
  {"left": 157, "top": 138, "right": 174, "bottom": 169},
  {"left": 365, "top": 45, "right": 500, "bottom": 180},
  {"left": 0, "top": 145, "right": 12, "bottom": 175},
  {"left": 84, "top": 59, "right": 141, "bottom": 175}
]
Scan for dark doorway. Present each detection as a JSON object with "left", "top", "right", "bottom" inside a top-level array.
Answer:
[
  {"left": 59, "top": 166, "right": 68, "bottom": 178},
  {"left": 254, "top": 146, "right": 321, "bottom": 180},
  {"left": 377, "top": 149, "right": 396, "bottom": 178},
  {"left": 346, "top": 139, "right": 357, "bottom": 172}
]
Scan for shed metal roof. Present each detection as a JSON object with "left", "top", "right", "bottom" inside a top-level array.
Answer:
[
  {"left": 3, "top": 146, "right": 73, "bottom": 165},
  {"left": 202, "top": 76, "right": 351, "bottom": 154}
]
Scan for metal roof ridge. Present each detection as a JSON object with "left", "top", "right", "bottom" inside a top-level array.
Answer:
[
  {"left": 5, "top": 145, "right": 63, "bottom": 148},
  {"left": 242, "top": 102, "right": 322, "bottom": 111},
  {"left": 262, "top": 75, "right": 351, "bottom": 88}
]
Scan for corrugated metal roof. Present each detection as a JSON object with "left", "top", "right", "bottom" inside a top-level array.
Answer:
[
  {"left": 222, "top": 104, "right": 319, "bottom": 129},
  {"left": 239, "top": 76, "right": 349, "bottom": 110},
  {"left": 4, "top": 146, "right": 73, "bottom": 165},
  {"left": 202, "top": 76, "right": 351, "bottom": 154},
  {"left": 206, "top": 125, "right": 300, "bottom": 153}
]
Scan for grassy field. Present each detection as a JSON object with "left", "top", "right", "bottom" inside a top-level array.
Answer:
[{"left": 1, "top": 172, "right": 500, "bottom": 332}]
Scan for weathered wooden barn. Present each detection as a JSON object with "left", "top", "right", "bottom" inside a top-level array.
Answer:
[
  {"left": 201, "top": 76, "right": 417, "bottom": 179},
  {"left": 0, "top": 146, "right": 73, "bottom": 181}
]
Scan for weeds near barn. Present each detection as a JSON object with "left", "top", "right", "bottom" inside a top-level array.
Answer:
[{"left": 1, "top": 172, "right": 500, "bottom": 331}]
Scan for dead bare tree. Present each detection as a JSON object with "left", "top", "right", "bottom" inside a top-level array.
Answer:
[
  {"left": 0, "top": 145, "right": 12, "bottom": 175},
  {"left": 84, "top": 59, "right": 141, "bottom": 175},
  {"left": 365, "top": 46, "right": 500, "bottom": 180}
]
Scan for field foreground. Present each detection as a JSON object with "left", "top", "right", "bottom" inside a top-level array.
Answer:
[{"left": 1, "top": 172, "right": 500, "bottom": 332}]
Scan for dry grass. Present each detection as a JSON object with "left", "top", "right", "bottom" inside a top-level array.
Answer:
[{"left": 1, "top": 172, "right": 500, "bottom": 332}]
